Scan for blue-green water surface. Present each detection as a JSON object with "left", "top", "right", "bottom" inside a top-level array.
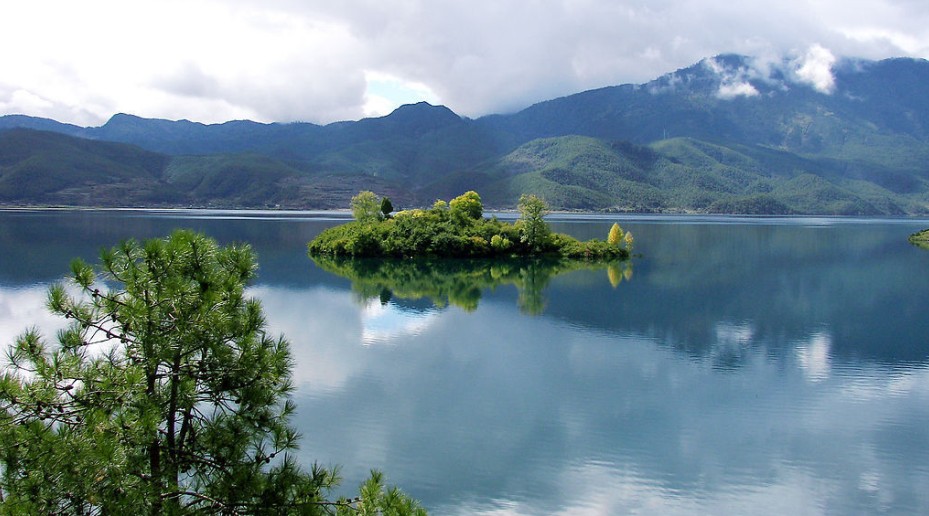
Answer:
[{"left": 1, "top": 209, "right": 928, "bottom": 514}]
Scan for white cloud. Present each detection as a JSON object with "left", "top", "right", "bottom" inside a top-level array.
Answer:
[
  {"left": 699, "top": 46, "right": 843, "bottom": 99},
  {"left": 704, "top": 58, "right": 762, "bottom": 99},
  {"left": 839, "top": 28, "right": 927, "bottom": 55},
  {"left": 5, "top": 89, "right": 54, "bottom": 112},
  {"left": 791, "top": 44, "right": 838, "bottom": 94},
  {"left": 717, "top": 82, "right": 760, "bottom": 99},
  {"left": 1, "top": 0, "right": 928, "bottom": 125},
  {"left": 0, "top": 0, "right": 369, "bottom": 125}
]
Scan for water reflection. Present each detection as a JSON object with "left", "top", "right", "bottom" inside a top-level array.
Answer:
[
  {"left": 359, "top": 300, "right": 440, "bottom": 345},
  {"left": 910, "top": 229, "right": 929, "bottom": 251},
  {"left": 3, "top": 210, "right": 929, "bottom": 514},
  {"left": 6, "top": 278, "right": 927, "bottom": 513},
  {"left": 0, "top": 284, "right": 69, "bottom": 357},
  {"left": 256, "top": 284, "right": 929, "bottom": 515},
  {"left": 310, "top": 255, "right": 633, "bottom": 315},
  {"left": 539, "top": 220, "right": 929, "bottom": 365}
]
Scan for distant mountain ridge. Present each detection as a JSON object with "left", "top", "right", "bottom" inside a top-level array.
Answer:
[{"left": 2, "top": 54, "right": 928, "bottom": 214}]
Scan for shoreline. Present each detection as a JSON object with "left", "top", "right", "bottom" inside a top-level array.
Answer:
[{"left": 4, "top": 206, "right": 929, "bottom": 225}]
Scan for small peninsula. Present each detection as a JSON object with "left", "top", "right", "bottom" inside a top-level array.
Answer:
[{"left": 308, "top": 191, "right": 633, "bottom": 260}]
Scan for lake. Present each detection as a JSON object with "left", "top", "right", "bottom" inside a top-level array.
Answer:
[{"left": 2, "top": 209, "right": 928, "bottom": 514}]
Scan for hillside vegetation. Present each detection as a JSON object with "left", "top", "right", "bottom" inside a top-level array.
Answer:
[
  {"left": 308, "top": 191, "right": 632, "bottom": 259},
  {"left": 2, "top": 54, "right": 929, "bottom": 214}
]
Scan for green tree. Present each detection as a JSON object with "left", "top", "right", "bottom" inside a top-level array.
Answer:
[
  {"left": 351, "top": 191, "right": 383, "bottom": 223},
  {"left": 449, "top": 191, "right": 483, "bottom": 223},
  {"left": 490, "top": 234, "right": 512, "bottom": 253},
  {"left": 909, "top": 228, "right": 929, "bottom": 250},
  {"left": 380, "top": 197, "right": 394, "bottom": 219},
  {"left": 517, "top": 194, "right": 550, "bottom": 252},
  {"left": 1, "top": 231, "right": 423, "bottom": 514},
  {"left": 607, "top": 223, "right": 624, "bottom": 246}
]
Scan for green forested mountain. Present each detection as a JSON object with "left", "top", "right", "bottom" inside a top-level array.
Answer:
[
  {"left": 0, "top": 129, "right": 175, "bottom": 205},
  {"left": 479, "top": 135, "right": 917, "bottom": 214},
  {"left": 2, "top": 55, "right": 928, "bottom": 213}
]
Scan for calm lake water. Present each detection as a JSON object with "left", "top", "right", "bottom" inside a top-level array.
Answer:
[{"left": 2, "top": 209, "right": 929, "bottom": 514}]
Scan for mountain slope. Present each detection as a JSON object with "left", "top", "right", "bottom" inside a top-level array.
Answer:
[
  {"left": 479, "top": 55, "right": 929, "bottom": 151},
  {"left": 480, "top": 135, "right": 922, "bottom": 215},
  {"left": 2, "top": 55, "right": 929, "bottom": 213},
  {"left": 480, "top": 136, "right": 664, "bottom": 210},
  {"left": 0, "top": 128, "right": 174, "bottom": 205},
  {"left": 0, "top": 128, "right": 427, "bottom": 208}
]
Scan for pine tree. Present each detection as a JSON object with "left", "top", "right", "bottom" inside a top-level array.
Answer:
[
  {"left": 380, "top": 197, "right": 394, "bottom": 219},
  {"left": 1, "top": 230, "right": 423, "bottom": 514}
]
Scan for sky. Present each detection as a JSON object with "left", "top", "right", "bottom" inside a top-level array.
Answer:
[{"left": 1, "top": 0, "right": 928, "bottom": 127}]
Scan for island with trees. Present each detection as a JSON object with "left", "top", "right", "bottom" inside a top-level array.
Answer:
[{"left": 308, "top": 191, "right": 634, "bottom": 260}]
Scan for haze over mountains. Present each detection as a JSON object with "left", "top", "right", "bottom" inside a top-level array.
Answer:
[{"left": 2, "top": 54, "right": 928, "bottom": 214}]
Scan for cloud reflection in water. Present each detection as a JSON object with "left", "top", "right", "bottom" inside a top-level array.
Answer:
[{"left": 359, "top": 300, "right": 440, "bottom": 346}]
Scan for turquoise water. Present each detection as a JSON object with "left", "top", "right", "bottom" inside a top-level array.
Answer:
[{"left": 2, "top": 210, "right": 928, "bottom": 514}]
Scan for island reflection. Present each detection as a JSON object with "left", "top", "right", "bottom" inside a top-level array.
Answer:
[{"left": 310, "top": 255, "right": 633, "bottom": 315}]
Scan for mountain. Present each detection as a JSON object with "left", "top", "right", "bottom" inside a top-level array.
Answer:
[
  {"left": 0, "top": 114, "right": 87, "bottom": 137},
  {"left": 2, "top": 55, "right": 928, "bottom": 214},
  {"left": 93, "top": 114, "right": 289, "bottom": 155},
  {"left": 0, "top": 128, "right": 386, "bottom": 208},
  {"left": 482, "top": 55, "right": 929, "bottom": 146},
  {"left": 0, "top": 128, "right": 175, "bottom": 205}
]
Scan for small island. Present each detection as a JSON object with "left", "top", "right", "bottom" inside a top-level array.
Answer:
[
  {"left": 909, "top": 228, "right": 929, "bottom": 250},
  {"left": 308, "top": 191, "right": 634, "bottom": 259}
]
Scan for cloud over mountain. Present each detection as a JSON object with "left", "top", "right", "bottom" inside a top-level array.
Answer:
[
  {"left": 686, "top": 47, "right": 842, "bottom": 100},
  {"left": 792, "top": 45, "right": 839, "bottom": 93},
  {"left": 1, "top": 1, "right": 927, "bottom": 126}
]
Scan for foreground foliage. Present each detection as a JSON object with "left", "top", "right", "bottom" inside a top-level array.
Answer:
[
  {"left": 308, "top": 191, "right": 632, "bottom": 260},
  {"left": 0, "top": 230, "right": 423, "bottom": 514}
]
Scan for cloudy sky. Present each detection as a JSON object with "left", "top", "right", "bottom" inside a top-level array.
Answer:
[{"left": 2, "top": 0, "right": 928, "bottom": 127}]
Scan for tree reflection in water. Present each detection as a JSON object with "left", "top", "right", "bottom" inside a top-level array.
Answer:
[{"left": 310, "top": 256, "right": 633, "bottom": 315}]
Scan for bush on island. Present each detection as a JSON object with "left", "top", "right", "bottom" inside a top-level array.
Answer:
[{"left": 308, "top": 191, "right": 633, "bottom": 260}]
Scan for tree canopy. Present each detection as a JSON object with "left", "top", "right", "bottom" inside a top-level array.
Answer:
[
  {"left": 309, "top": 191, "right": 632, "bottom": 260},
  {"left": 380, "top": 197, "right": 394, "bottom": 219},
  {"left": 449, "top": 191, "right": 483, "bottom": 222},
  {"left": 1, "top": 230, "right": 423, "bottom": 514},
  {"left": 517, "top": 194, "right": 550, "bottom": 252},
  {"left": 607, "top": 223, "right": 624, "bottom": 245},
  {"left": 351, "top": 191, "right": 383, "bottom": 223}
]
